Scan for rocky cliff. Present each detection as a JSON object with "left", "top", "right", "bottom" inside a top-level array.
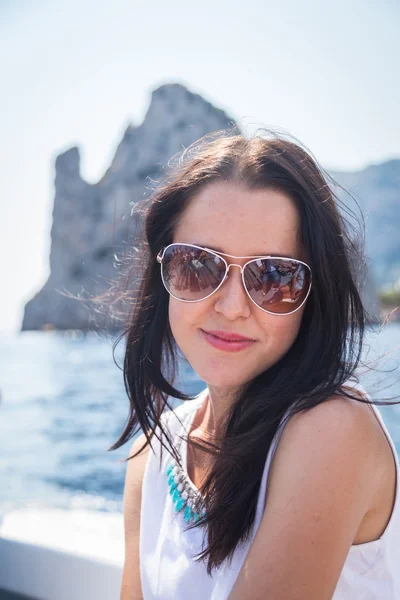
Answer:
[
  {"left": 22, "top": 83, "right": 395, "bottom": 330},
  {"left": 22, "top": 84, "right": 234, "bottom": 330},
  {"left": 332, "top": 161, "right": 400, "bottom": 289}
]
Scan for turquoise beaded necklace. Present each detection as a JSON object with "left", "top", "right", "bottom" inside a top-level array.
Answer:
[{"left": 165, "top": 400, "right": 207, "bottom": 524}]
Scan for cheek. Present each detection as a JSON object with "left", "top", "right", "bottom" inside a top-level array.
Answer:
[
  {"left": 260, "top": 308, "right": 304, "bottom": 349},
  {"left": 168, "top": 298, "right": 205, "bottom": 348}
]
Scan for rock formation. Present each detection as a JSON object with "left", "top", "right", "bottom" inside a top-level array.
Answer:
[
  {"left": 22, "top": 84, "right": 234, "bottom": 330},
  {"left": 332, "top": 160, "right": 400, "bottom": 290},
  {"left": 22, "top": 83, "right": 395, "bottom": 330}
]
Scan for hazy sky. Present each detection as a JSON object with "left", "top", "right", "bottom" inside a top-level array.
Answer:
[{"left": 1, "top": 0, "right": 399, "bottom": 332}]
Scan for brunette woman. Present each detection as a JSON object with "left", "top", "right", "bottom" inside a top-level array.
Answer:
[{"left": 116, "top": 132, "right": 400, "bottom": 599}]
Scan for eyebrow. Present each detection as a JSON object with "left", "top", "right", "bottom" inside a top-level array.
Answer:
[{"left": 193, "top": 242, "right": 298, "bottom": 260}]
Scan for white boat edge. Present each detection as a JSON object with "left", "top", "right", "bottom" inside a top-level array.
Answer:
[{"left": 0, "top": 508, "right": 124, "bottom": 600}]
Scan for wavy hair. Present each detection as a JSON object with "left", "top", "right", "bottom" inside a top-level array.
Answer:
[{"left": 108, "top": 128, "right": 391, "bottom": 574}]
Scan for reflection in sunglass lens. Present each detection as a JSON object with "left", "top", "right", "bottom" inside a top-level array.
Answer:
[
  {"left": 243, "top": 258, "right": 311, "bottom": 314},
  {"left": 162, "top": 245, "right": 226, "bottom": 301}
]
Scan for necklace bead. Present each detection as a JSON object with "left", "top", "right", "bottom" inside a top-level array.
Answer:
[{"left": 165, "top": 413, "right": 205, "bottom": 524}]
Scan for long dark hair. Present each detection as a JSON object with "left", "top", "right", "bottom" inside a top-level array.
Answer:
[{"left": 108, "top": 128, "right": 395, "bottom": 574}]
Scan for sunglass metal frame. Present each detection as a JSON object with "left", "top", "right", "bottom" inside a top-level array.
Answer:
[{"left": 157, "top": 243, "right": 312, "bottom": 316}]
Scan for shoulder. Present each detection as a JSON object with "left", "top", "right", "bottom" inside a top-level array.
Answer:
[
  {"left": 229, "top": 395, "right": 380, "bottom": 598},
  {"left": 121, "top": 433, "right": 150, "bottom": 600},
  {"left": 123, "top": 433, "right": 153, "bottom": 536},
  {"left": 264, "top": 393, "right": 383, "bottom": 542},
  {"left": 123, "top": 433, "right": 151, "bottom": 524},
  {"left": 129, "top": 431, "right": 152, "bottom": 462},
  {"left": 285, "top": 391, "right": 378, "bottom": 437},
  {"left": 274, "top": 393, "right": 380, "bottom": 478}
]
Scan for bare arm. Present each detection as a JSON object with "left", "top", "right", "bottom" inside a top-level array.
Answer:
[
  {"left": 229, "top": 396, "right": 379, "bottom": 600},
  {"left": 120, "top": 433, "right": 150, "bottom": 600}
]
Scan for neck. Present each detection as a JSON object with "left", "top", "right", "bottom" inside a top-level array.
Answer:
[{"left": 191, "top": 384, "right": 239, "bottom": 442}]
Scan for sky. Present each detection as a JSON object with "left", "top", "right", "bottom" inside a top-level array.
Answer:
[{"left": 0, "top": 0, "right": 399, "bottom": 333}]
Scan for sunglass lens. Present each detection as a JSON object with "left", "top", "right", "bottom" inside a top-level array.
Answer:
[
  {"left": 162, "top": 245, "right": 226, "bottom": 301},
  {"left": 243, "top": 258, "right": 311, "bottom": 314}
]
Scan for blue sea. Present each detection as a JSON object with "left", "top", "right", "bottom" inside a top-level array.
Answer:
[{"left": 0, "top": 325, "right": 399, "bottom": 515}]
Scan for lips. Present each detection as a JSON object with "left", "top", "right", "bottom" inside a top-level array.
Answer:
[
  {"left": 201, "top": 329, "right": 255, "bottom": 342},
  {"left": 200, "top": 329, "right": 256, "bottom": 353}
]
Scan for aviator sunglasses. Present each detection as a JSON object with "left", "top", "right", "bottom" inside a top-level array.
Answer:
[{"left": 157, "top": 243, "right": 312, "bottom": 316}]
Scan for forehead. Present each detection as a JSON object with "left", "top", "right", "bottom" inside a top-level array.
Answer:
[{"left": 173, "top": 182, "right": 302, "bottom": 258}]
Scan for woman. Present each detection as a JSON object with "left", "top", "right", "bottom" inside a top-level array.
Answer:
[{"left": 114, "top": 131, "right": 400, "bottom": 599}]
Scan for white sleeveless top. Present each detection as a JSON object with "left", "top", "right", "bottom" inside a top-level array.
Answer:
[{"left": 140, "top": 383, "right": 400, "bottom": 599}]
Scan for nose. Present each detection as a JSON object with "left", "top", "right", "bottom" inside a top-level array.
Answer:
[{"left": 213, "top": 264, "right": 251, "bottom": 320}]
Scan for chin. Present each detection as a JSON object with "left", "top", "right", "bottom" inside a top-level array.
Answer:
[{"left": 188, "top": 359, "right": 257, "bottom": 391}]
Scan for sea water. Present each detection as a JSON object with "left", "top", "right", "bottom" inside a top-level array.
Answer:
[{"left": 0, "top": 324, "right": 399, "bottom": 514}]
